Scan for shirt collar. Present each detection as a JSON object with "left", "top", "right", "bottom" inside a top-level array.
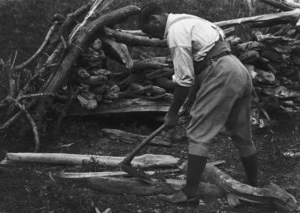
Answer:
[{"left": 163, "top": 13, "right": 175, "bottom": 39}]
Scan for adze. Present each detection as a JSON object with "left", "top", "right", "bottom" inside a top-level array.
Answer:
[{"left": 120, "top": 109, "right": 187, "bottom": 184}]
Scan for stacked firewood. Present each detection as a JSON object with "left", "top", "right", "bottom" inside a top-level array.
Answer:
[
  {"left": 227, "top": 24, "right": 300, "bottom": 128},
  {"left": 72, "top": 36, "right": 173, "bottom": 110}
]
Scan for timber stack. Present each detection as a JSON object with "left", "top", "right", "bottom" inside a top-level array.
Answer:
[{"left": 1, "top": 0, "right": 300, "bottom": 151}]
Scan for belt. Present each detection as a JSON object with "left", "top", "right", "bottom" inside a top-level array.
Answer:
[
  {"left": 194, "top": 50, "right": 231, "bottom": 76},
  {"left": 194, "top": 39, "right": 232, "bottom": 76},
  {"left": 206, "top": 50, "right": 232, "bottom": 66}
]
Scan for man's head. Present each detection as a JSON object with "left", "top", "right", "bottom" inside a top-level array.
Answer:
[{"left": 139, "top": 3, "right": 168, "bottom": 40}]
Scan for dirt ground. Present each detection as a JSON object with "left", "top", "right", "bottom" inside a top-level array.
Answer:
[{"left": 0, "top": 114, "right": 300, "bottom": 213}]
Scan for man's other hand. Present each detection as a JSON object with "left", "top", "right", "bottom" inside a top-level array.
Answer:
[{"left": 164, "top": 112, "right": 179, "bottom": 128}]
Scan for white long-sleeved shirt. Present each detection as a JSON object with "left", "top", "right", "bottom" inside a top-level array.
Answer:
[{"left": 164, "top": 14, "right": 225, "bottom": 87}]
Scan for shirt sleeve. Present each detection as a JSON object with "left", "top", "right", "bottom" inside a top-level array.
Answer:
[{"left": 170, "top": 46, "right": 195, "bottom": 87}]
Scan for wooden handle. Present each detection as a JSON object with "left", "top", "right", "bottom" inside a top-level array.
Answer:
[
  {"left": 122, "top": 124, "right": 165, "bottom": 165},
  {"left": 121, "top": 109, "right": 188, "bottom": 165}
]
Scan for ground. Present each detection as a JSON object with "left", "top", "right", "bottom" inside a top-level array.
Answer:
[{"left": 0, "top": 114, "right": 300, "bottom": 213}]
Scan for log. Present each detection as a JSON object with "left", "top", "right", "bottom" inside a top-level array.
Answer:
[
  {"left": 0, "top": 153, "right": 179, "bottom": 168},
  {"left": 101, "top": 128, "right": 173, "bottom": 147},
  {"left": 259, "top": 0, "right": 294, "bottom": 11},
  {"left": 103, "top": 26, "right": 236, "bottom": 47},
  {"left": 67, "top": 98, "right": 171, "bottom": 116},
  {"left": 86, "top": 176, "right": 223, "bottom": 197},
  {"left": 215, "top": 9, "right": 300, "bottom": 28},
  {"left": 103, "top": 27, "right": 167, "bottom": 47},
  {"left": 201, "top": 163, "right": 299, "bottom": 212},
  {"left": 282, "top": 0, "right": 300, "bottom": 9}
]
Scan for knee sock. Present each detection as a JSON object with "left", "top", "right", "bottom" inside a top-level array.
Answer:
[
  {"left": 241, "top": 153, "right": 258, "bottom": 187},
  {"left": 183, "top": 154, "right": 208, "bottom": 197}
]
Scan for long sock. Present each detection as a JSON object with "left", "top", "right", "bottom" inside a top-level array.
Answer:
[
  {"left": 183, "top": 154, "right": 208, "bottom": 197},
  {"left": 241, "top": 153, "right": 258, "bottom": 187}
]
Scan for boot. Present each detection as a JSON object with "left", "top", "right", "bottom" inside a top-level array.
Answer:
[
  {"left": 241, "top": 153, "right": 258, "bottom": 187},
  {"left": 158, "top": 154, "right": 207, "bottom": 204}
]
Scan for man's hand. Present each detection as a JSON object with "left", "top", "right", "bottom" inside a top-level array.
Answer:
[
  {"left": 182, "top": 97, "right": 193, "bottom": 113},
  {"left": 164, "top": 111, "right": 179, "bottom": 128}
]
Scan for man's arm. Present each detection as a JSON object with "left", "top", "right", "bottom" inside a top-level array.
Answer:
[{"left": 165, "top": 84, "right": 190, "bottom": 127}]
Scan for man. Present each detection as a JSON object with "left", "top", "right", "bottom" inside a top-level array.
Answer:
[{"left": 139, "top": 3, "right": 258, "bottom": 204}]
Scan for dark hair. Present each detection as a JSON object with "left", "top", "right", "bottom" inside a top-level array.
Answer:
[{"left": 139, "top": 3, "right": 163, "bottom": 31}]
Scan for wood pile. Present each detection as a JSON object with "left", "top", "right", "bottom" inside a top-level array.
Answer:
[{"left": 1, "top": 0, "right": 300, "bottom": 148}]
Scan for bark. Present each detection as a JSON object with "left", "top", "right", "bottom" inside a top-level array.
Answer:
[
  {"left": 1, "top": 153, "right": 179, "bottom": 168},
  {"left": 101, "top": 128, "right": 172, "bottom": 147}
]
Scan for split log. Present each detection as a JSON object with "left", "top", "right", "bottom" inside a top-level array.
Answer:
[
  {"left": 56, "top": 168, "right": 180, "bottom": 179},
  {"left": 100, "top": 37, "right": 133, "bottom": 69},
  {"left": 67, "top": 98, "right": 171, "bottom": 116},
  {"left": 85, "top": 176, "right": 223, "bottom": 197},
  {"left": 215, "top": 9, "right": 300, "bottom": 28},
  {"left": 0, "top": 153, "right": 179, "bottom": 168},
  {"left": 58, "top": 161, "right": 226, "bottom": 179},
  {"left": 101, "top": 128, "right": 172, "bottom": 147}
]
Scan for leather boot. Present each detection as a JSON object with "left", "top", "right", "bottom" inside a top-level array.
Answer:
[
  {"left": 241, "top": 153, "right": 258, "bottom": 187},
  {"left": 158, "top": 154, "right": 207, "bottom": 204}
]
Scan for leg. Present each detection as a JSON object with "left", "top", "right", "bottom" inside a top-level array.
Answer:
[
  {"left": 226, "top": 93, "right": 258, "bottom": 187},
  {"left": 159, "top": 56, "right": 246, "bottom": 204}
]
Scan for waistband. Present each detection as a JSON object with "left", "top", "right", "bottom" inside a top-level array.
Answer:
[{"left": 194, "top": 39, "right": 231, "bottom": 76}]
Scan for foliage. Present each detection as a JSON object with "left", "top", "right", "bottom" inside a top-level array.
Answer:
[
  {"left": 0, "top": 0, "right": 273, "bottom": 63},
  {"left": 0, "top": 0, "right": 88, "bottom": 64}
]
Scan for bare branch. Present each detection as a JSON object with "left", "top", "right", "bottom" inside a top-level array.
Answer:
[
  {"left": 17, "top": 93, "right": 68, "bottom": 101},
  {"left": 13, "top": 101, "right": 40, "bottom": 152},
  {"left": 14, "top": 22, "right": 59, "bottom": 71}
]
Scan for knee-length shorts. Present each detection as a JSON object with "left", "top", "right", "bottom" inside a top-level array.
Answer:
[{"left": 187, "top": 55, "right": 257, "bottom": 157}]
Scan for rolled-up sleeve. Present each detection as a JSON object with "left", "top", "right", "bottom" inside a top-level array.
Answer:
[{"left": 170, "top": 46, "right": 194, "bottom": 87}]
